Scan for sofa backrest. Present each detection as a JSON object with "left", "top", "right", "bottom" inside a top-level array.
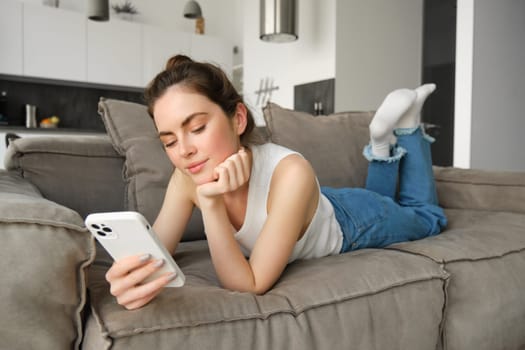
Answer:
[
  {"left": 5, "top": 99, "right": 374, "bottom": 242},
  {"left": 263, "top": 103, "right": 374, "bottom": 189},
  {"left": 5, "top": 135, "right": 126, "bottom": 218}
]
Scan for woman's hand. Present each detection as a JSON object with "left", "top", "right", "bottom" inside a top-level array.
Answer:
[
  {"left": 105, "top": 254, "right": 177, "bottom": 310},
  {"left": 197, "top": 147, "right": 250, "bottom": 199}
]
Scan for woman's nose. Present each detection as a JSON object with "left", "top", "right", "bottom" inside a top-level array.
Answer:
[{"left": 178, "top": 138, "right": 196, "bottom": 157}]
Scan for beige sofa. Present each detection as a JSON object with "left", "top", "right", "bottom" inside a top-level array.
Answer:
[{"left": 1, "top": 99, "right": 524, "bottom": 350}]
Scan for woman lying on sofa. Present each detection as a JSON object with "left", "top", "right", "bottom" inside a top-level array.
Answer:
[{"left": 104, "top": 55, "right": 448, "bottom": 310}]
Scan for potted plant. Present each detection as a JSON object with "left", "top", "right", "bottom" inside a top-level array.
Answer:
[{"left": 112, "top": 0, "right": 139, "bottom": 21}]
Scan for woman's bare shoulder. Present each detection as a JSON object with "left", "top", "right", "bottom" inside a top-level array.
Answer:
[
  {"left": 274, "top": 153, "right": 317, "bottom": 183},
  {"left": 268, "top": 153, "right": 318, "bottom": 209}
]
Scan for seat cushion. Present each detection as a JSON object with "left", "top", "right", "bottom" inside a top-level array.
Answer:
[
  {"left": 390, "top": 209, "right": 525, "bottom": 350},
  {"left": 84, "top": 242, "right": 447, "bottom": 350},
  {"left": 0, "top": 171, "right": 95, "bottom": 350}
]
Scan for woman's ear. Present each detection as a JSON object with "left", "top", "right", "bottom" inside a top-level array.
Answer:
[{"left": 233, "top": 103, "right": 248, "bottom": 135}]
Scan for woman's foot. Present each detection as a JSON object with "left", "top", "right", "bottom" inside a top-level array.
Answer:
[
  {"left": 370, "top": 89, "right": 416, "bottom": 157},
  {"left": 396, "top": 83, "right": 436, "bottom": 129}
]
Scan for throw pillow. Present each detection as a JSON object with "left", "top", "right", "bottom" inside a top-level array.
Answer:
[
  {"left": 98, "top": 98, "right": 172, "bottom": 225},
  {"left": 263, "top": 102, "right": 374, "bottom": 188}
]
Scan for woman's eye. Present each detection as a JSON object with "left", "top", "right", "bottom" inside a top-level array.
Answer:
[
  {"left": 192, "top": 125, "right": 206, "bottom": 133},
  {"left": 164, "top": 140, "right": 177, "bottom": 148}
]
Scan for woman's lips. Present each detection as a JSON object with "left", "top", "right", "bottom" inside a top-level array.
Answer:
[{"left": 186, "top": 160, "right": 207, "bottom": 174}]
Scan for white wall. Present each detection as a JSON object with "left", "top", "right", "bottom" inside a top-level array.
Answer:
[
  {"left": 335, "top": 0, "right": 423, "bottom": 111},
  {"left": 470, "top": 0, "right": 525, "bottom": 172},
  {"left": 453, "top": 0, "right": 473, "bottom": 169},
  {"left": 455, "top": 0, "right": 525, "bottom": 171},
  {"left": 242, "top": 0, "right": 336, "bottom": 125}
]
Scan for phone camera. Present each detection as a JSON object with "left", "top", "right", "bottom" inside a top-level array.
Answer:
[
  {"left": 102, "top": 227, "right": 113, "bottom": 233},
  {"left": 97, "top": 230, "right": 107, "bottom": 237},
  {"left": 91, "top": 224, "right": 100, "bottom": 230}
]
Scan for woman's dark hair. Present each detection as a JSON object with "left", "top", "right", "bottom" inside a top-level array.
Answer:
[{"left": 144, "top": 55, "right": 257, "bottom": 146}]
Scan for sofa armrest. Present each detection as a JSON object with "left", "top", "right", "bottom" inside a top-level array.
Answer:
[
  {"left": 5, "top": 134, "right": 126, "bottom": 218},
  {"left": 0, "top": 170, "right": 95, "bottom": 349},
  {"left": 434, "top": 166, "right": 525, "bottom": 214}
]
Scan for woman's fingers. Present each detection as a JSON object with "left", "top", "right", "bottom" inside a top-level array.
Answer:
[
  {"left": 218, "top": 150, "right": 250, "bottom": 190},
  {"left": 105, "top": 254, "right": 178, "bottom": 309},
  {"left": 109, "top": 258, "right": 166, "bottom": 297},
  {"left": 116, "top": 272, "right": 177, "bottom": 310},
  {"left": 105, "top": 253, "right": 152, "bottom": 282},
  {"left": 198, "top": 148, "right": 251, "bottom": 197}
]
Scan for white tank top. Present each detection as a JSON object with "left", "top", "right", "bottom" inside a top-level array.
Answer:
[{"left": 234, "top": 143, "right": 343, "bottom": 263}]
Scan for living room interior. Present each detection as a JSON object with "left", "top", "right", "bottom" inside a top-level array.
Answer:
[
  {"left": 1, "top": 1, "right": 525, "bottom": 349},
  {"left": 1, "top": 0, "right": 524, "bottom": 172}
]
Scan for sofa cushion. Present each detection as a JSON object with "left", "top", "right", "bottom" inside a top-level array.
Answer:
[
  {"left": 263, "top": 102, "right": 374, "bottom": 188},
  {"left": 5, "top": 135, "right": 125, "bottom": 218},
  {"left": 84, "top": 241, "right": 447, "bottom": 350},
  {"left": 97, "top": 98, "right": 204, "bottom": 241},
  {"left": 390, "top": 209, "right": 525, "bottom": 350},
  {"left": 0, "top": 171, "right": 95, "bottom": 350},
  {"left": 434, "top": 166, "right": 525, "bottom": 214},
  {"left": 98, "top": 98, "right": 172, "bottom": 223}
]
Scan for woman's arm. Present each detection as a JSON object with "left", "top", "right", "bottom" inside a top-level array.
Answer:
[
  {"left": 153, "top": 169, "right": 196, "bottom": 254},
  {"left": 105, "top": 169, "right": 194, "bottom": 309},
  {"left": 198, "top": 154, "right": 318, "bottom": 294}
]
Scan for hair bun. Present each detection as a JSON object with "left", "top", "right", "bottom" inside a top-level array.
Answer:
[{"left": 165, "top": 55, "right": 193, "bottom": 70}]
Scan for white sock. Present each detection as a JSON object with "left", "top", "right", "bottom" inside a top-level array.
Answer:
[
  {"left": 370, "top": 89, "right": 416, "bottom": 157},
  {"left": 396, "top": 83, "right": 436, "bottom": 129}
]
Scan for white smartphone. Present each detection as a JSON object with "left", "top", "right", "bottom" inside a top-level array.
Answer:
[{"left": 85, "top": 211, "right": 185, "bottom": 287}]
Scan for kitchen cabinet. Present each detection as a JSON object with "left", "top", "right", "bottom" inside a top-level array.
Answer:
[
  {"left": 142, "top": 25, "right": 191, "bottom": 86},
  {"left": 142, "top": 29, "right": 233, "bottom": 85},
  {"left": 87, "top": 19, "right": 142, "bottom": 87},
  {"left": 0, "top": 0, "right": 23, "bottom": 75},
  {"left": 23, "top": 4, "right": 87, "bottom": 81},
  {"left": 2, "top": 1, "right": 232, "bottom": 88}
]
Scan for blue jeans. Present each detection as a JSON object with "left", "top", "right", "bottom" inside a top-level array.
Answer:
[{"left": 322, "top": 126, "right": 447, "bottom": 253}]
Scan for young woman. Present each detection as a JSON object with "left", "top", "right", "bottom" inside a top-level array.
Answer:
[{"left": 105, "top": 55, "right": 447, "bottom": 310}]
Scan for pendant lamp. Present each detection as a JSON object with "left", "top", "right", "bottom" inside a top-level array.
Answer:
[
  {"left": 260, "top": 0, "right": 298, "bottom": 43},
  {"left": 183, "top": 1, "right": 205, "bottom": 34},
  {"left": 183, "top": 0, "right": 202, "bottom": 19},
  {"left": 87, "top": 0, "right": 109, "bottom": 21}
]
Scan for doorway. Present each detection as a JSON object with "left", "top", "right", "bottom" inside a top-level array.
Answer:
[{"left": 422, "top": 0, "right": 457, "bottom": 166}]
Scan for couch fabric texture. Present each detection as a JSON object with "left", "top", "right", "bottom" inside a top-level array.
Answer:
[
  {"left": 0, "top": 171, "right": 95, "bottom": 350},
  {"left": 4, "top": 134, "right": 125, "bottom": 218},
  {"left": 2, "top": 98, "right": 525, "bottom": 350}
]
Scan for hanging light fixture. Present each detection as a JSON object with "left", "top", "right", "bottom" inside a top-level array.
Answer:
[
  {"left": 183, "top": 0, "right": 202, "bottom": 18},
  {"left": 87, "top": 0, "right": 109, "bottom": 21},
  {"left": 260, "top": 0, "right": 298, "bottom": 43},
  {"left": 183, "top": 1, "right": 205, "bottom": 34}
]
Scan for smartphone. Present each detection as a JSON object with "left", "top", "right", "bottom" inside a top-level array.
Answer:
[{"left": 85, "top": 211, "right": 185, "bottom": 287}]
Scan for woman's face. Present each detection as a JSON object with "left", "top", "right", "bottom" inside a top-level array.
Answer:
[{"left": 153, "top": 85, "right": 245, "bottom": 185}]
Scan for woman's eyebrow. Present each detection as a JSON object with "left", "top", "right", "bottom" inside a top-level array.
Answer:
[
  {"left": 158, "top": 112, "right": 208, "bottom": 137},
  {"left": 158, "top": 131, "right": 173, "bottom": 137},
  {"left": 180, "top": 112, "right": 207, "bottom": 127}
]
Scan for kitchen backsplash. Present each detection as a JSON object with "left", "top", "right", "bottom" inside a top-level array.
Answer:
[{"left": 0, "top": 76, "right": 145, "bottom": 131}]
